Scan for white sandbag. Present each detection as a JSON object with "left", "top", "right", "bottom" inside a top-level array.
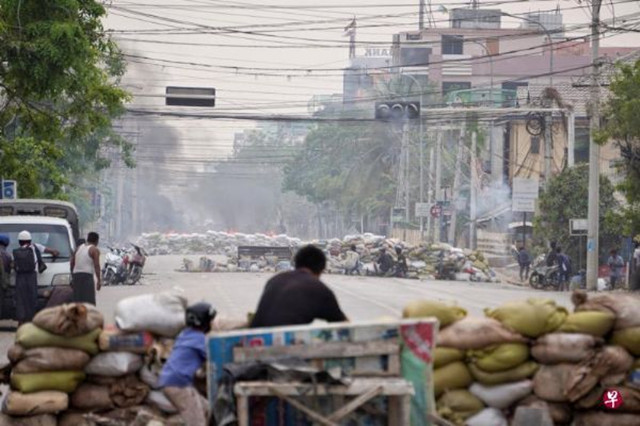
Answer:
[
  {"left": 146, "top": 391, "right": 177, "bottom": 414},
  {"left": 115, "top": 291, "right": 187, "bottom": 337},
  {"left": 139, "top": 365, "right": 161, "bottom": 389},
  {"left": 465, "top": 408, "right": 508, "bottom": 426},
  {"left": 469, "top": 380, "right": 533, "bottom": 409},
  {"left": 85, "top": 352, "right": 143, "bottom": 377}
]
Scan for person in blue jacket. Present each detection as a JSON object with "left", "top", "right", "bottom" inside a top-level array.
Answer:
[{"left": 159, "top": 302, "right": 216, "bottom": 426}]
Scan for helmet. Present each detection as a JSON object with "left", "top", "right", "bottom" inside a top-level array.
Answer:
[
  {"left": 0, "top": 234, "right": 9, "bottom": 246},
  {"left": 18, "top": 231, "right": 32, "bottom": 242},
  {"left": 186, "top": 302, "right": 217, "bottom": 331}
]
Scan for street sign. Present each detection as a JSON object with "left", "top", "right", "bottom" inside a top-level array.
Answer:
[
  {"left": 391, "top": 207, "right": 405, "bottom": 223},
  {"left": 415, "top": 203, "right": 430, "bottom": 218},
  {"left": 570, "top": 218, "right": 588, "bottom": 236},
  {"left": 512, "top": 177, "right": 538, "bottom": 213},
  {"left": 1, "top": 180, "right": 17, "bottom": 199},
  {"left": 166, "top": 86, "right": 216, "bottom": 107},
  {"left": 430, "top": 204, "right": 442, "bottom": 218}
]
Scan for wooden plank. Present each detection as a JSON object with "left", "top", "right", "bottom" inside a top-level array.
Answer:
[
  {"left": 234, "top": 378, "right": 414, "bottom": 397},
  {"left": 269, "top": 387, "right": 338, "bottom": 426},
  {"left": 233, "top": 340, "right": 399, "bottom": 362},
  {"left": 398, "top": 395, "right": 411, "bottom": 426},
  {"left": 327, "top": 386, "right": 383, "bottom": 422},
  {"left": 388, "top": 396, "right": 399, "bottom": 426},
  {"left": 237, "top": 396, "right": 249, "bottom": 426},
  {"left": 387, "top": 354, "right": 401, "bottom": 376}
]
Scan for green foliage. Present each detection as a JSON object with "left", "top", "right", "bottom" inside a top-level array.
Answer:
[
  {"left": 597, "top": 59, "right": 640, "bottom": 236},
  {"left": 534, "top": 164, "right": 621, "bottom": 262},
  {"left": 0, "top": 0, "right": 130, "bottom": 204}
]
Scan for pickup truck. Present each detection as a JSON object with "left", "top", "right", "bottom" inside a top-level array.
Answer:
[{"left": 0, "top": 199, "right": 79, "bottom": 320}]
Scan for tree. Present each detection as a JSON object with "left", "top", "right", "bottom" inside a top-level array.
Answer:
[
  {"left": 534, "top": 164, "right": 620, "bottom": 265},
  {"left": 0, "top": 0, "right": 130, "bottom": 202},
  {"left": 597, "top": 59, "right": 640, "bottom": 236}
]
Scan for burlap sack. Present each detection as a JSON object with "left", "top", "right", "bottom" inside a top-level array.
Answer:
[
  {"left": 33, "top": 303, "right": 103, "bottom": 337},
  {"left": 438, "top": 317, "right": 527, "bottom": 350},
  {"left": 12, "top": 348, "right": 90, "bottom": 374}
]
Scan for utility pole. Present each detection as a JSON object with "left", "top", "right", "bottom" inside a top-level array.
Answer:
[
  {"left": 419, "top": 0, "right": 425, "bottom": 30},
  {"left": 448, "top": 130, "right": 465, "bottom": 245},
  {"left": 434, "top": 132, "right": 443, "bottom": 241},
  {"left": 586, "top": 0, "right": 603, "bottom": 291},
  {"left": 426, "top": 146, "right": 434, "bottom": 241},
  {"left": 470, "top": 131, "right": 478, "bottom": 250},
  {"left": 568, "top": 109, "right": 576, "bottom": 167},
  {"left": 544, "top": 113, "right": 553, "bottom": 184}
]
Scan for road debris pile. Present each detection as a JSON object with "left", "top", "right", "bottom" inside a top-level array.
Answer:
[
  {"left": 0, "top": 291, "right": 245, "bottom": 425},
  {"left": 153, "top": 231, "right": 498, "bottom": 281},
  {"left": 404, "top": 291, "right": 640, "bottom": 426}
]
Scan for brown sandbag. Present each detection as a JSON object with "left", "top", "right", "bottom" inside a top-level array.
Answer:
[
  {"left": 533, "top": 364, "right": 575, "bottom": 402},
  {"left": 572, "top": 290, "right": 640, "bottom": 330},
  {"left": 531, "top": 333, "right": 603, "bottom": 364},
  {"left": 7, "top": 345, "right": 25, "bottom": 364},
  {"left": 32, "top": 303, "right": 103, "bottom": 337},
  {"left": 2, "top": 391, "right": 68, "bottom": 416},
  {"left": 57, "top": 412, "right": 94, "bottom": 426},
  {"left": 109, "top": 375, "right": 150, "bottom": 408},
  {"left": 12, "top": 347, "right": 91, "bottom": 374},
  {"left": 0, "top": 413, "right": 57, "bottom": 426},
  {"left": 574, "top": 411, "right": 640, "bottom": 426},
  {"left": 70, "top": 383, "right": 114, "bottom": 411},
  {"left": 438, "top": 317, "right": 527, "bottom": 350}
]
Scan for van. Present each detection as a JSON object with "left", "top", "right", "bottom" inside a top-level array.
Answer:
[{"left": 0, "top": 200, "right": 78, "bottom": 320}]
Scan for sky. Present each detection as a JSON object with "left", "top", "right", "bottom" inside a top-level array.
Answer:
[{"left": 104, "top": 0, "right": 640, "bottom": 164}]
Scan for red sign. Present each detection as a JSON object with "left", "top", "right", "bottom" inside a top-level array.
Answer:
[
  {"left": 430, "top": 205, "right": 442, "bottom": 218},
  {"left": 400, "top": 323, "right": 435, "bottom": 363},
  {"left": 602, "top": 389, "right": 623, "bottom": 410}
]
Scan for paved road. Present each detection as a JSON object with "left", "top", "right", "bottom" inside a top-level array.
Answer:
[{"left": 0, "top": 255, "right": 574, "bottom": 362}]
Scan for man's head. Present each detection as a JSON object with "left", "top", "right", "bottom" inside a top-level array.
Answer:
[
  {"left": 0, "top": 234, "right": 9, "bottom": 248},
  {"left": 18, "top": 230, "right": 32, "bottom": 246},
  {"left": 350, "top": 244, "right": 357, "bottom": 252},
  {"left": 395, "top": 246, "right": 402, "bottom": 255},
  {"left": 556, "top": 246, "right": 562, "bottom": 254},
  {"left": 87, "top": 232, "right": 99, "bottom": 245},
  {"left": 186, "top": 302, "right": 217, "bottom": 333},
  {"left": 519, "top": 246, "right": 524, "bottom": 251},
  {"left": 550, "top": 241, "right": 557, "bottom": 249},
  {"left": 611, "top": 249, "right": 618, "bottom": 256},
  {"left": 294, "top": 245, "right": 326, "bottom": 277},
  {"left": 380, "top": 247, "right": 386, "bottom": 254}
]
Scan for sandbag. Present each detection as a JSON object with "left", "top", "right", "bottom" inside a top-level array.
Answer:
[
  {"left": 517, "top": 395, "right": 572, "bottom": 425},
  {"left": 610, "top": 326, "right": 640, "bottom": 356},
  {"left": 469, "top": 380, "right": 533, "bottom": 409},
  {"left": 211, "top": 315, "right": 249, "bottom": 332},
  {"left": 58, "top": 412, "right": 94, "bottom": 426},
  {"left": 574, "top": 411, "right": 640, "bottom": 426},
  {"left": 99, "top": 327, "right": 154, "bottom": 354},
  {"left": 12, "top": 347, "right": 91, "bottom": 374},
  {"left": 109, "top": 375, "right": 150, "bottom": 408},
  {"left": 15, "top": 324, "right": 100, "bottom": 355},
  {"left": 139, "top": 364, "right": 161, "bottom": 389},
  {"left": 11, "top": 371, "right": 85, "bottom": 394},
  {"left": 434, "top": 361, "right": 472, "bottom": 397},
  {"left": 86, "top": 375, "right": 119, "bottom": 386},
  {"left": 146, "top": 390, "right": 177, "bottom": 414},
  {"left": 438, "top": 318, "right": 527, "bottom": 350},
  {"left": 434, "top": 347, "right": 465, "bottom": 369},
  {"left": 0, "top": 413, "right": 57, "bottom": 426},
  {"left": 531, "top": 333, "right": 603, "bottom": 364},
  {"left": 467, "top": 343, "right": 529, "bottom": 372},
  {"left": 85, "top": 352, "right": 143, "bottom": 377},
  {"left": 115, "top": 291, "right": 187, "bottom": 337},
  {"left": 70, "top": 383, "right": 114, "bottom": 411},
  {"left": 484, "top": 298, "right": 568, "bottom": 338},
  {"left": 558, "top": 311, "right": 615, "bottom": 337},
  {"left": 468, "top": 361, "right": 538, "bottom": 386},
  {"left": 402, "top": 300, "right": 467, "bottom": 327},
  {"left": 32, "top": 303, "right": 103, "bottom": 337},
  {"left": 572, "top": 291, "right": 640, "bottom": 330},
  {"left": 436, "top": 390, "right": 484, "bottom": 425},
  {"left": 533, "top": 364, "right": 574, "bottom": 402},
  {"left": 2, "top": 391, "right": 68, "bottom": 416},
  {"left": 464, "top": 408, "right": 508, "bottom": 426}
]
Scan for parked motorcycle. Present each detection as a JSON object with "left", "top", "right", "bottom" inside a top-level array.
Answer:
[
  {"left": 529, "top": 256, "right": 562, "bottom": 290},
  {"left": 126, "top": 243, "right": 147, "bottom": 285},
  {"left": 102, "top": 247, "right": 129, "bottom": 286}
]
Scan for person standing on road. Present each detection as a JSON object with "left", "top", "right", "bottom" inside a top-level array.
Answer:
[
  {"left": 13, "top": 231, "right": 58, "bottom": 325},
  {"left": 546, "top": 241, "right": 558, "bottom": 267},
  {"left": 0, "top": 235, "right": 12, "bottom": 318},
  {"left": 250, "top": 245, "right": 348, "bottom": 328},
  {"left": 608, "top": 249, "right": 625, "bottom": 290},
  {"left": 343, "top": 245, "right": 360, "bottom": 276},
  {"left": 394, "top": 246, "right": 408, "bottom": 278},
  {"left": 555, "top": 247, "right": 571, "bottom": 291},
  {"left": 517, "top": 246, "right": 532, "bottom": 281},
  {"left": 70, "top": 232, "right": 102, "bottom": 305}
]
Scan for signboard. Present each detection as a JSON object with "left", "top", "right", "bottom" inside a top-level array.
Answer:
[
  {"left": 391, "top": 207, "right": 405, "bottom": 223},
  {"left": 415, "top": 202, "right": 431, "bottom": 218},
  {"left": 166, "top": 86, "right": 216, "bottom": 107},
  {"left": 1, "top": 180, "right": 17, "bottom": 200},
  {"left": 430, "top": 204, "right": 442, "bottom": 218},
  {"left": 570, "top": 218, "right": 588, "bottom": 236},
  {"left": 512, "top": 178, "right": 539, "bottom": 213}
]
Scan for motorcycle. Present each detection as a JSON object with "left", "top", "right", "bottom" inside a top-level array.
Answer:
[
  {"left": 102, "top": 247, "right": 129, "bottom": 286},
  {"left": 126, "top": 243, "right": 147, "bottom": 285},
  {"left": 529, "top": 256, "right": 562, "bottom": 290}
]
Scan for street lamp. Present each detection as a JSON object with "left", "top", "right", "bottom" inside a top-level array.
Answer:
[{"left": 467, "top": 40, "right": 494, "bottom": 105}]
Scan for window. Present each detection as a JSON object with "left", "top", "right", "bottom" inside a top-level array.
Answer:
[
  {"left": 442, "top": 35, "right": 464, "bottom": 55},
  {"left": 530, "top": 137, "right": 540, "bottom": 154},
  {"left": 0, "top": 224, "right": 72, "bottom": 260},
  {"left": 575, "top": 125, "right": 590, "bottom": 163},
  {"left": 442, "top": 81, "right": 471, "bottom": 96}
]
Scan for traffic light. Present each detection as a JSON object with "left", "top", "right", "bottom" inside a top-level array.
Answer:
[{"left": 375, "top": 101, "right": 420, "bottom": 121}]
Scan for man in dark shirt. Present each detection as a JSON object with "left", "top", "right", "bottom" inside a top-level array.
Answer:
[
  {"left": 250, "top": 245, "right": 348, "bottom": 328},
  {"left": 376, "top": 248, "right": 394, "bottom": 276}
]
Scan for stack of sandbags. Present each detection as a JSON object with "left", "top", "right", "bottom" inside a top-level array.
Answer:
[{"left": 2, "top": 304, "right": 103, "bottom": 422}]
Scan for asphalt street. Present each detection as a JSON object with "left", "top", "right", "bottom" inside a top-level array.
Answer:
[{"left": 0, "top": 254, "right": 574, "bottom": 362}]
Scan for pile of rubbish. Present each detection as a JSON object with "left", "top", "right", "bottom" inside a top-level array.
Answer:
[
  {"left": 161, "top": 232, "right": 498, "bottom": 282},
  {"left": 404, "top": 291, "right": 640, "bottom": 426},
  {"left": 0, "top": 291, "right": 244, "bottom": 426}
]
